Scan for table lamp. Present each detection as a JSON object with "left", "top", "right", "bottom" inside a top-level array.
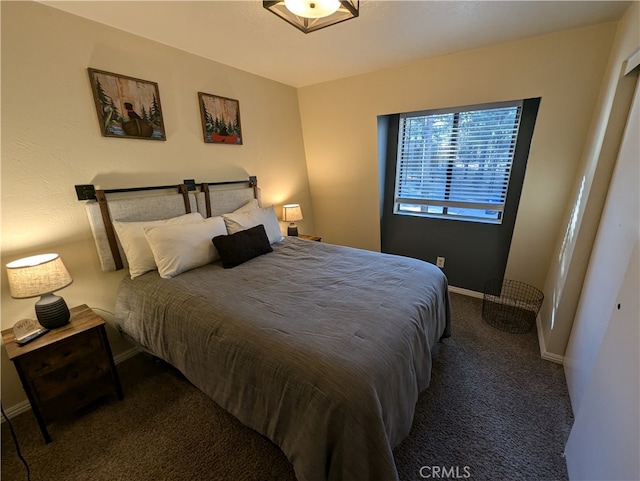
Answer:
[
  {"left": 283, "top": 204, "right": 303, "bottom": 236},
  {"left": 6, "top": 253, "right": 73, "bottom": 329}
]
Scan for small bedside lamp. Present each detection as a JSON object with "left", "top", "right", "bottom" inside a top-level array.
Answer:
[
  {"left": 6, "top": 253, "right": 73, "bottom": 329},
  {"left": 283, "top": 204, "right": 303, "bottom": 236}
]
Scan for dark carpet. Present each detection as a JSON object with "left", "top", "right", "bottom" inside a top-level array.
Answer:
[{"left": 1, "top": 293, "right": 573, "bottom": 481}]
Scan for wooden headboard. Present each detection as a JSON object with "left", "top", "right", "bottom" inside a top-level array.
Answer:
[{"left": 75, "top": 177, "right": 259, "bottom": 272}]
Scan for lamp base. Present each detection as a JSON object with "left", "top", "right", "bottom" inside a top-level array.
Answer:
[
  {"left": 287, "top": 223, "right": 299, "bottom": 236},
  {"left": 35, "top": 293, "right": 70, "bottom": 329}
]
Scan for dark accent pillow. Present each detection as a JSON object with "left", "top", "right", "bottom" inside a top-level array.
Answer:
[{"left": 212, "top": 224, "right": 273, "bottom": 268}]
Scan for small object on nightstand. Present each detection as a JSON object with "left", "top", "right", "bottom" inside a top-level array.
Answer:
[
  {"left": 13, "top": 319, "right": 49, "bottom": 345},
  {"left": 1, "top": 305, "right": 124, "bottom": 443},
  {"left": 298, "top": 234, "right": 321, "bottom": 242}
]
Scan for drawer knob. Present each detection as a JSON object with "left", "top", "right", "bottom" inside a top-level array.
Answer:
[{"left": 35, "top": 362, "right": 50, "bottom": 372}]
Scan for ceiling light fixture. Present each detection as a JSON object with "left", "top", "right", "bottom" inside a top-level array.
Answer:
[{"left": 263, "top": 0, "right": 359, "bottom": 34}]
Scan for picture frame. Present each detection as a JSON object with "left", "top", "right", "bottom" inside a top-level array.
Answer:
[
  {"left": 88, "top": 68, "right": 166, "bottom": 140},
  {"left": 198, "top": 92, "right": 243, "bottom": 144}
]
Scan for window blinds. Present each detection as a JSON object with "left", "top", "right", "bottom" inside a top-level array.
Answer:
[{"left": 395, "top": 102, "right": 522, "bottom": 223}]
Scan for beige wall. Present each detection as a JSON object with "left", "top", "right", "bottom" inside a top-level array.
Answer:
[
  {"left": 0, "top": 2, "right": 313, "bottom": 408},
  {"left": 541, "top": 3, "right": 640, "bottom": 358},
  {"left": 298, "top": 23, "right": 617, "bottom": 300}
]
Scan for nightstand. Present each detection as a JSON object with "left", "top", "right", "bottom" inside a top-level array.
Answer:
[
  {"left": 1, "top": 304, "right": 123, "bottom": 443},
  {"left": 298, "top": 234, "right": 322, "bottom": 242}
]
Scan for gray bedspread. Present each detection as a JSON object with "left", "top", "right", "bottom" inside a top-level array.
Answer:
[{"left": 115, "top": 237, "right": 451, "bottom": 481}]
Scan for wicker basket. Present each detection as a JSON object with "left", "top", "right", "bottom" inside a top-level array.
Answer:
[{"left": 482, "top": 279, "right": 544, "bottom": 334}]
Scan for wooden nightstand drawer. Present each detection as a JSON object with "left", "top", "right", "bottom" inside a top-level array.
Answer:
[
  {"left": 40, "top": 372, "right": 115, "bottom": 422},
  {"left": 31, "top": 356, "right": 110, "bottom": 402},
  {"left": 20, "top": 329, "right": 102, "bottom": 378}
]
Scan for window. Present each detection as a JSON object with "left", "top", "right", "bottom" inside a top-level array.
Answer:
[{"left": 394, "top": 100, "right": 523, "bottom": 224}]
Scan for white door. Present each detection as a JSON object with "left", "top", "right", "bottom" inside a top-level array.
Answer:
[
  {"left": 565, "top": 242, "right": 639, "bottom": 480},
  {"left": 564, "top": 72, "right": 640, "bottom": 480}
]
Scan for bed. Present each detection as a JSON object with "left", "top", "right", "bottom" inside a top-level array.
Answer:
[{"left": 78, "top": 178, "right": 451, "bottom": 481}]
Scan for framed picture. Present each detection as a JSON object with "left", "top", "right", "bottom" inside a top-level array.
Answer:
[
  {"left": 88, "top": 68, "right": 166, "bottom": 140},
  {"left": 198, "top": 92, "right": 243, "bottom": 144}
]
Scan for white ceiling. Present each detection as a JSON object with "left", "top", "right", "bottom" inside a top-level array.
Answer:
[{"left": 41, "top": 0, "right": 632, "bottom": 88}]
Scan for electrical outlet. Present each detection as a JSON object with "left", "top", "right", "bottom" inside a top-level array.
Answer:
[{"left": 436, "top": 256, "right": 445, "bottom": 268}]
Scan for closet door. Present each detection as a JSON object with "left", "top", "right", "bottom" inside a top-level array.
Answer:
[
  {"left": 564, "top": 74, "right": 639, "bottom": 480},
  {"left": 564, "top": 243, "right": 639, "bottom": 480}
]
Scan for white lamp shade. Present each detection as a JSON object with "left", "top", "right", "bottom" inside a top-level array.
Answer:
[
  {"left": 6, "top": 253, "right": 73, "bottom": 299},
  {"left": 283, "top": 204, "right": 303, "bottom": 222},
  {"left": 284, "top": 0, "right": 340, "bottom": 18}
]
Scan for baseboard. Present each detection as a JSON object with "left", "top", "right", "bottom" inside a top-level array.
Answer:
[
  {"left": 114, "top": 345, "right": 142, "bottom": 364},
  {"left": 1, "top": 399, "right": 32, "bottom": 421},
  {"left": 1, "top": 345, "right": 142, "bottom": 422},
  {"left": 536, "top": 314, "right": 565, "bottom": 364},
  {"left": 448, "top": 285, "right": 483, "bottom": 299}
]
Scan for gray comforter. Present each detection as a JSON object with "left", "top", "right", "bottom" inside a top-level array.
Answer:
[{"left": 115, "top": 237, "right": 451, "bottom": 481}]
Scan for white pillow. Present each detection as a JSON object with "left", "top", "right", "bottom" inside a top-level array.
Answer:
[
  {"left": 113, "top": 213, "right": 204, "bottom": 279},
  {"left": 232, "top": 198, "right": 260, "bottom": 213},
  {"left": 222, "top": 205, "right": 284, "bottom": 245},
  {"left": 144, "top": 216, "right": 227, "bottom": 279}
]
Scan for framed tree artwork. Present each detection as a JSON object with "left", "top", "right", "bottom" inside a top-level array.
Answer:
[
  {"left": 198, "top": 92, "right": 243, "bottom": 144},
  {"left": 88, "top": 68, "right": 166, "bottom": 140}
]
